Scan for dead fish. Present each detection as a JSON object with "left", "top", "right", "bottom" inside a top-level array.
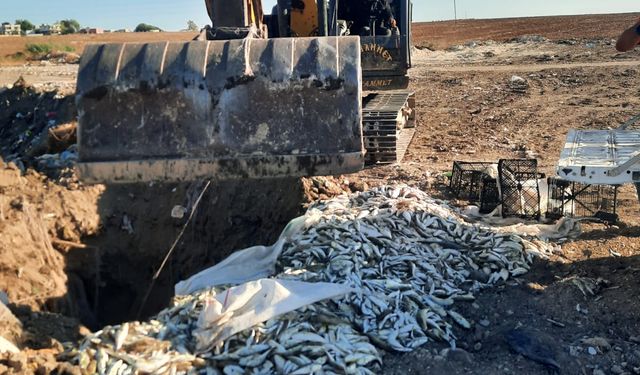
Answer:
[
  {"left": 70, "top": 185, "right": 558, "bottom": 375},
  {"left": 447, "top": 310, "right": 471, "bottom": 329},
  {"left": 505, "top": 328, "right": 560, "bottom": 371}
]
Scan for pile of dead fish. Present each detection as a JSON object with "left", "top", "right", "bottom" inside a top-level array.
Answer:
[
  {"left": 276, "top": 185, "right": 553, "bottom": 352},
  {"left": 68, "top": 185, "right": 556, "bottom": 374},
  {"left": 69, "top": 289, "right": 380, "bottom": 374}
]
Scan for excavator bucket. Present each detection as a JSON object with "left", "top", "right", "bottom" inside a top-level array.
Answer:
[{"left": 75, "top": 36, "right": 364, "bottom": 183}]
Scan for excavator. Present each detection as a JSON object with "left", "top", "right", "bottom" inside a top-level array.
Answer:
[{"left": 75, "top": 0, "right": 415, "bottom": 183}]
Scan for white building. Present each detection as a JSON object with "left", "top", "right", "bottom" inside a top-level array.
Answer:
[{"left": 0, "top": 23, "right": 21, "bottom": 35}]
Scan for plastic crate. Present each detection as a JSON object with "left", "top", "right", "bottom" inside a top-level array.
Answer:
[
  {"left": 480, "top": 177, "right": 500, "bottom": 214},
  {"left": 498, "top": 159, "right": 541, "bottom": 220},
  {"left": 547, "top": 178, "right": 619, "bottom": 223},
  {"left": 450, "top": 161, "right": 496, "bottom": 202}
]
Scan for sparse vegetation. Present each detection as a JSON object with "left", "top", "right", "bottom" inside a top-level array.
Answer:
[
  {"left": 134, "top": 23, "right": 162, "bottom": 32},
  {"left": 25, "top": 43, "right": 53, "bottom": 55},
  {"left": 187, "top": 20, "right": 199, "bottom": 32},
  {"left": 23, "top": 43, "right": 76, "bottom": 60},
  {"left": 59, "top": 19, "right": 81, "bottom": 34},
  {"left": 15, "top": 19, "right": 35, "bottom": 34}
]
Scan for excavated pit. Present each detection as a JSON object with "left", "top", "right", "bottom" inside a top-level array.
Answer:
[{"left": 76, "top": 178, "right": 308, "bottom": 327}]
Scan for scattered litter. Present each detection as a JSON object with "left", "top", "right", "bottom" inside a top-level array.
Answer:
[
  {"left": 509, "top": 76, "right": 529, "bottom": 93},
  {"left": 576, "top": 304, "right": 589, "bottom": 315},
  {"left": 569, "top": 277, "right": 608, "bottom": 297},
  {"left": 569, "top": 346, "right": 580, "bottom": 356},
  {"left": 546, "top": 318, "right": 565, "bottom": 328},
  {"left": 121, "top": 215, "right": 134, "bottom": 234},
  {"left": 587, "top": 346, "right": 597, "bottom": 356},
  {"left": 171, "top": 205, "right": 188, "bottom": 219},
  {"left": 581, "top": 337, "right": 610, "bottom": 352},
  {"left": 509, "top": 35, "right": 548, "bottom": 43}
]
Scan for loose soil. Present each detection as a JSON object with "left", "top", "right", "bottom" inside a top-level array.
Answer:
[{"left": 1, "top": 13, "right": 640, "bottom": 375}]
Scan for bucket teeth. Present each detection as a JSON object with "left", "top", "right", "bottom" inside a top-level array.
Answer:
[{"left": 76, "top": 37, "right": 364, "bottom": 183}]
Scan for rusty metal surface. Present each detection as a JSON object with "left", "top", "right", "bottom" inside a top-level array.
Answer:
[{"left": 76, "top": 37, "right": 363, "bottom": 183}]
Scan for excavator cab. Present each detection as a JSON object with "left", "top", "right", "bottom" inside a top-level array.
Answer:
[{"left": 76, "top": 0, "right": 364, "bottom": 183}]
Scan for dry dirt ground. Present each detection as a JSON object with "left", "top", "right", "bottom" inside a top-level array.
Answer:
[
  {"left": 0, "top": 32, "right": 198, "bottom": 66},
  {"left": 1, "top": 13, "right": 640, "bottom": 374},
  {"left": 414, "top": 13, "right": 640, "bottom": 50}
]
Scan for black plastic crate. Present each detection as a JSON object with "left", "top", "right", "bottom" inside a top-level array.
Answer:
[
  {"left": 547, "top": 178, "right": 619, "bottom": 223},
  {"left": 450, "top": 161, "right": 496, "bottom": 202},
  {"left": 498, "top": 159, "right": 541, "bottom": 220},
  {"left": 480, "top": 177, "right": 501, "bottom": 214}
]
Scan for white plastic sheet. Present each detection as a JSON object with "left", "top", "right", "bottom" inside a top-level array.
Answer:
[
  {"left": 0, "top": 301, "right": 20, "bottom": 353},
  {"left": 193, "top": 279, "right": 351, "bottom": 352},
  {"left": 175, "top": 240, "right": 286, "bottom": 296},
  {"left": 0, "top": 336, "right": 18, "bottom": 354},
  {"left": 175, "top": 215, "right": 308, "bottom": 295}
]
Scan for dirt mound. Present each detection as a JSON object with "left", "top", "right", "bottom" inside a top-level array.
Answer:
[{"left": 0, "top": 159, "right": 103, "bottom": 320}]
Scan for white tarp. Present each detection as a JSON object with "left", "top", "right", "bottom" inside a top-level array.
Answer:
[
  {"left": 175, "top": 216, "right": 310, "bottom": 295},
  {"left": 0, "top": 336, "right": 18, "bottom": 354},
  {"left": 193, "top": 279, "right": 351, "bottom": 352},
  {"left": 175, "top": 241, "right": 287, "bottom": 296},
  {"left": 462, "top": 204, "right": 581, "bottom": 240},
  {"left": 0, "top": 300, "right": 20, "bottom": 354}
]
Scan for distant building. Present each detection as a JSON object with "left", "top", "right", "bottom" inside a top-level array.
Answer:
[
  {"left": 114, "top": 29, "right": 131, "bottom": 33},
  {"left": 0, "top": 23, "right": 21, "bottom": 36},
  {"left": 36, "top": 23, "right": 61, "bottom": 35},
  {"left": 87, "top": 28, "right": 104, "bottom": 34}
]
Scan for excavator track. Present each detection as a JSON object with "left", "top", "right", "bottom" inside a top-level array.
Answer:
[{"left": 363, "top": 91, "right": 416, "bottom": 165}]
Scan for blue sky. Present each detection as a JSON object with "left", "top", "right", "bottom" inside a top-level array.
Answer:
[{"left": 0, "top": 0, "right": 637, "bottom": 31}]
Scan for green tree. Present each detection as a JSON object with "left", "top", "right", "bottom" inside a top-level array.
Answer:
[
  {"left": 187, "top": 20, "right": 199, "bottom": 32},
  {"left": 15, "top": 19, "right": 35, "bottom": 33},
  {"left": 134, "top": 23, "right": 162, "bottom": 32},
  {"left": 59, "top": 19, "right": 81, "bottom": 34}
]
